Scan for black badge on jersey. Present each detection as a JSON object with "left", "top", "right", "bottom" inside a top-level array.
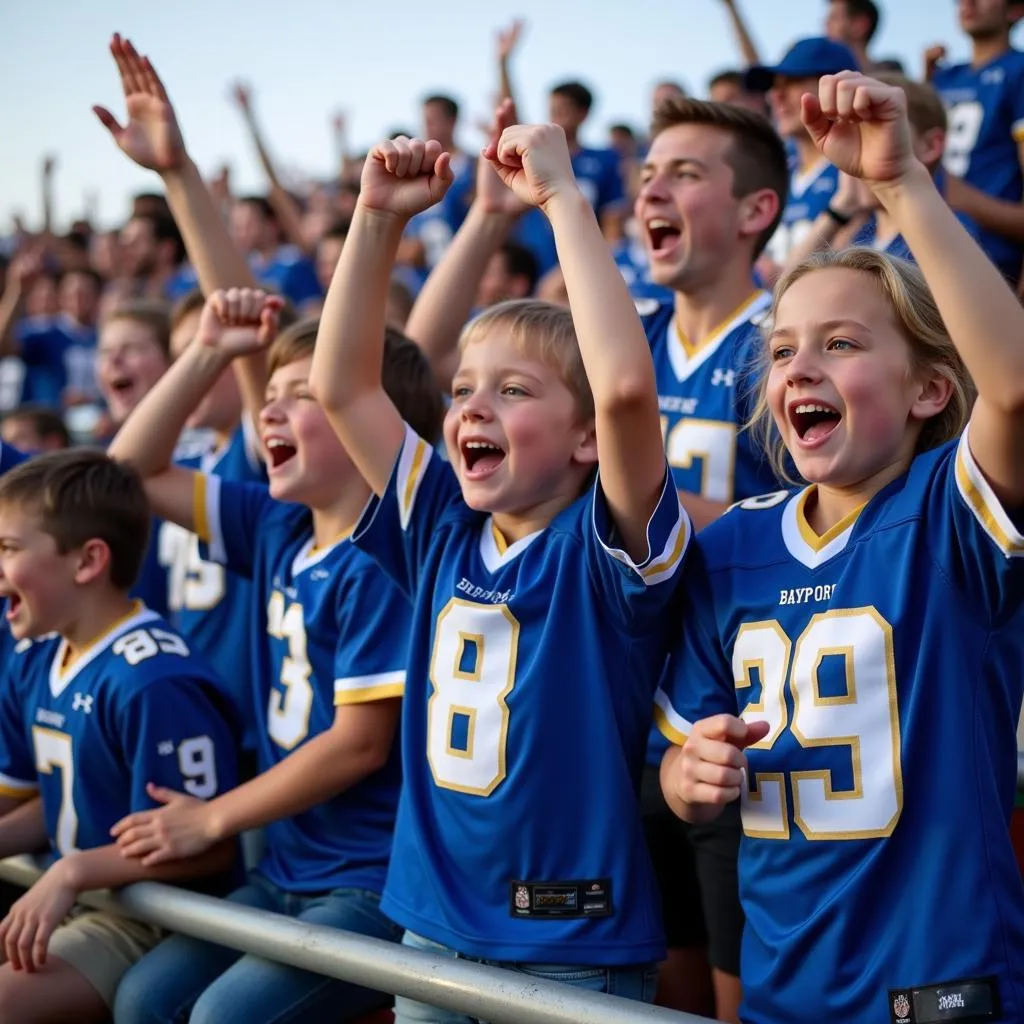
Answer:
[
  {"left": 509, "top": 879, "right": 612, "bottom": 919},
  {"left": 889, "top": 976, "right": 1000, "bottom": 1024}
]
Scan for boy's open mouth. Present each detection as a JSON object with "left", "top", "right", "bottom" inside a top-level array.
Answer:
[
  {"left": 462, "top": 439, "right": 506, "bottom": 476},
  {"left": 264, "top": 437, "right": 297, "bottom": 468}
]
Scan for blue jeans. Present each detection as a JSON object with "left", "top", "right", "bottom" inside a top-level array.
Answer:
[
  {"left": 113, "top": 872, "right": 402, "bottom": 1024},
  {"left": 393, "top": 930, "right": 660, "bottom": 1024}
]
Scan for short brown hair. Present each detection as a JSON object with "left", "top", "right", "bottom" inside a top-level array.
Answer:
[
  {"left": 0, "top": 449, "right": 151, "bottom": 590},
  {"left": 458, "top": 299, "right": 594, "bottom": 423},
  {"left": 875, "top": 73, "right": 947, "bottom": 135},
  {"left": 104, "top": 299, "right": 172, "bottom": 360},
  {"left": 650, "top": 97, "right": 789, "bottom": 259},
  {"left": 169, "top": 289, "right": 206, "bottom": 333},
  {"left": 269, "top": 319, "right": 445, "bottom": 443}
]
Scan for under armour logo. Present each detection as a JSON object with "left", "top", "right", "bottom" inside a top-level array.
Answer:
[
  {"left": 157, "top": 741, "right": 174, "bottom": 756},
  {"left": 71, "top": 693, "right": 93, "bottom": 714},
  {"left": 982, "top": 68, "right": 1004, "bottom": 84},
  {"left": 711, "top": 369, "right": 736, "bottom": 387}
]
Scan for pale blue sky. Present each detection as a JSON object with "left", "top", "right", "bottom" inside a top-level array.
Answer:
[{"left": 0, "top": 0, "right": 1005, "bottom": 231}]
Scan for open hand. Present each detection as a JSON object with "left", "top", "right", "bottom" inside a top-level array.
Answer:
[
  {"left": 360, "top": 137, "right": 453, "bottom": 220},
  {"left": 0, "top": 861, "right": 77, "bottom": 973},
  {"left": 93, "top": 33, "right": 187, "bottom": 172},
  {"left": 111, "top": 782, "right": 217, "bottom": 866}
]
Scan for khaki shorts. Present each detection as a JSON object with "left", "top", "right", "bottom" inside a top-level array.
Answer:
[{"left": 48, "top": 907, "right": 163, "bottom": 1007}]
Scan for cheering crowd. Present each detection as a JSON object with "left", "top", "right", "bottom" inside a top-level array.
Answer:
[{"left": 0, "top": 1, "right": 1022, "bottom": 1022}]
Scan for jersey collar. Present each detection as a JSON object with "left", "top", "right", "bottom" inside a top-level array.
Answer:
[
  {"left": 781, "top": 488, "right": 864, "bottom": 570},
  {"left": 479, "top": 517, "right": 543, "bottom": 574}
]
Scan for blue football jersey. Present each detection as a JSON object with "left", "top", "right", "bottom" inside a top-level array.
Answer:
[
  {"left": 655, "top": 432, "right": 1024, "bottom": 1023},
  {"left": 161, "top": 425, "right": 266, "bottom": 748},
  {"left": 934, "top": 51, "right": 1024, "bottom": 283},
  {"left": 0, "top": 440, "right": 27, "bottom": 475},
  {"left": 354, "top": 423, "right": 690, "bottom": 964},
  {"left": 194, "top": 474, "right": 408, "bottom": 894},
  {"left": 766, "top": 158, "right": 840, "bottom": 265},
  {"left": 0, "top": 604, "right": 239, "bottom": 860},
  {"left": 643, "top": 291, "right": 779, "bottom": 504}
]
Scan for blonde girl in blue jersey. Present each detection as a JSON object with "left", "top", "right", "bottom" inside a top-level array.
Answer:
[{"left": 657, "top": 72, "right": 1024, "bottom": 1023}]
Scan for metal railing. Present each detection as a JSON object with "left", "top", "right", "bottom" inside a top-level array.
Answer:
[{"left": 0, "top": 856, "right": 714, "bottom": 1024}]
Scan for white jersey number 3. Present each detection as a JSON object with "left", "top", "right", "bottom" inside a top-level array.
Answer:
[{"left": 427, "top": 599, "right": 520, "bottom": 797}]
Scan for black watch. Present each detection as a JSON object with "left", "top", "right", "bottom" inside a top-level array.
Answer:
[{"left": 826, "top": 204, "right": 853, "bottom": 226}]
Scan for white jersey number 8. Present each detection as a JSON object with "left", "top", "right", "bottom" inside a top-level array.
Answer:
[{"left": 427, "top": 599, "right": 520, "bottom": 797}]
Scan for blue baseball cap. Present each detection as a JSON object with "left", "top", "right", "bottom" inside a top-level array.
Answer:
[{"left": 744, "top": 37, "right": 859, "bottom": 92}]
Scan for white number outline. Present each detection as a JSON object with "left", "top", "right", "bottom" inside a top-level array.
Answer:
[
  {"left": 158, "top": 521, "right": 226, "bottom": 612},
  {"left": 661, "top": 416, "right": 737, "bottom": 503},
  {"left": 734, "top": 607, "right": 903, "bottom": 841},
  {"left": 178, "top": 735, "right": 218, "bottom": 799},
  {"left": 266, "top": 591, "right": 314, "bottom": 751},
  {"left": 32, "top": 727, "right": 78, "bottom": 855},
  {"left": 427, "top": 598, "right": 519, "bottom": 797}
]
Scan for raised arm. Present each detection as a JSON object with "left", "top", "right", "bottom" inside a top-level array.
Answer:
[
  {"left": 488, "top": 122, "right": 667, "bottom": 561},
  {"left": 405, "top": 102, "right": 527, "bottom": 389},
  {"left": 93, "top": 34, "right": 268, "bottom": 430},
  {"left": 806, "top": 72, "right": 1024, "bottom": 505},
  {"left": 309, "top": 137, "right": 453, "bottom": 495},
  {"left": 231, "top": 83, "right": 310, "bottom": 254},
  {"left": 0, "top": 250, "right": 45, "bottom": 354},
  {"left": 496, "top": 19, "right": 526, "bottom": 108},
  {"left": 109, "top": 289, "right": 280, "bottom": 527},
  {"left": 718, "top": 0, "right": 762, "bottom": 68}
]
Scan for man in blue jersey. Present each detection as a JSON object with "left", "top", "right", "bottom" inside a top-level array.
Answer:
[
  {"left": 931, "top": 0, "right": 1024, "bottom": 286},
  {"left": 634, "top": 94, "right": 788, "bottom": 1020},
  {"left": 311, "top": 100, "right": 689, "bottom": 1020},
  {"left": 0, "top": 448, "right": 239, "bottom": 1022},
  {"left": 743, "top": 37, "right": 859, "bottom": 273}
]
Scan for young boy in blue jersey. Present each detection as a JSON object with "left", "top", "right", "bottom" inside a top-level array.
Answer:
[
  {"left": 0, "top": 448, "right": 239, "bottom": 1023},
  {"left": 930, "top": 0, "right": 1024, "bottom": 287},
  {"left": 634, "top": 93, "right": 790, "bottom": 1020},
  {"left": 108, "top": 287, "right": 439, "bottom": 1024},
  {"left": 658, "top": 72, "right": 1024, "bottom": 1023},
  {"left": 309, "top": 101, "right": 690, "bottom": 1020}
]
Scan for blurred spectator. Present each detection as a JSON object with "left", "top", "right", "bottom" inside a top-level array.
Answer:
[
  {"left": 744, "top": 37, "right": 858, "bottom": 270},
  {"left": 707, "top": 70, "right": 769, "bottom": 115},
  {"left": 824, "top": 0, "right": 882, "bottom": 71},
  {"left": 0, "top": 404, "right": 71, "bottom": 453},
  {"left": 931, "top": 0, "right": 1024, "bottom": 287},
  {"left": 475, "top": 241, "right": 540, "bottom": 307}
]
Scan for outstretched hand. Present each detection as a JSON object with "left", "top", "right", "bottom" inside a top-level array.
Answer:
[
  {"left": 801, "top": 72, "right": 919, "bottom": 187},
  {"left": 196, "top": 287, "right": 284, "bottom": 357},
  {"left": 93, "top": 33, "right": 187, "bottom": 173},
  {"left": 483, "top": 118, "right": 579, "bottom": 212},
  {"left": 359, "top": 137, "right": 453, "bottom": 220},
  {"left": 110, "top": 782, "right": 215, "bottom": 866}
]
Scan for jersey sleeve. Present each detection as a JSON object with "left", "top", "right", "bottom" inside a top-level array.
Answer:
[
  {"left": 193, "top": 474, "right": 275, "bottom": 580},
  {"left": 352, "top": 422, "right": 463, "bottom": 598},
  {"left": 0, "top": 441, "right": 27, "bottom": 476},
  {"left": 332, "top": 565, "right": 411, "bottom": 707},
  {"left": 935, "top": 428, "right": 1024, "bottom": 623},
  {"left": 654, "top": 550, "right": 737, "bottom": 746},
  {"left": 117, "top": 676, "right": 239, "bottom": 812},
  {"left": 586, "top": 465, "right": 691, "bottom": 627},
  {"left": 0, "top": 658, "right": 38, "bottom": 800}
]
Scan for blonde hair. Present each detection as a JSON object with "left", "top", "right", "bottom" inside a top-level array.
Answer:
[
  {"left": 103, "top": 299, "right": 172, "bottom": 359},
  {"left": 457, "top": 299, "right": 594, "bottom": 422},
  {"left": 749, "top": 248, "right": 974, "bottom": 483}
]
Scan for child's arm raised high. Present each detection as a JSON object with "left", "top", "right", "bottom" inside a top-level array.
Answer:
[
  {"left": 804, "top": 72, "right": 1024, "bottom": 506},
  {"left": 487, "top": 121, "right": 669, "bottom": 562},
  {"left": 309, "top": 137, "right": 452, "bottom": 496}
]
